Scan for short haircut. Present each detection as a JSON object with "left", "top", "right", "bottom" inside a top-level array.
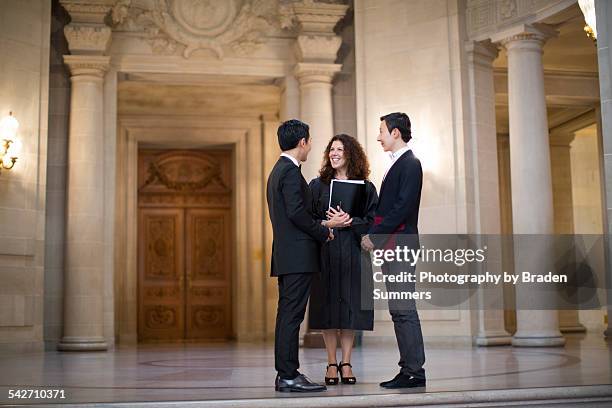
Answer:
[
  {"left": 380, "top": 112, "right": 412, "bottom": 143},
  {"left": 277, "top": 119, "right": 310, "bottom": 151}
]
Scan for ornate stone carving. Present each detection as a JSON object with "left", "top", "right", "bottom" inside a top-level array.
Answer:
[
  {"left": 64, "top": 25, "right": 112, "bottom": 54},
  {"left": 294, "top": 62, "right": 342, "bottom": 85},
  {"left": 63, "top": 55, "right": 110, "bottom": 78},
  {"left": 281, "top": 0, "right": 349, "bottom": 34},
  {"left": 60, "top": 0, "right": 116, "bottom": 24},
  {"left": 295, "top": 35, "right": 342, "bottom": 61},
  {"left": 467, "top": 0, "right": 568, "bottom": 41},
  {"left": 499, "top": 0, "right": 518, "bottom": 20},
  {"left": 111, "top": 0, "right": 279, "bottom": 59},
  {"left": 495, "top": 23, "right": 558, "bottom": 48}
]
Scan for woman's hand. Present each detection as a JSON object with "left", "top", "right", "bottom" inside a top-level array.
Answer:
[{"left": 325, "top": 206, "right": 353, "bottom": 228}]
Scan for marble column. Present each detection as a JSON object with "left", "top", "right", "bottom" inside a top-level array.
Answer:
[
  {"left": 295, "top": 62, "right": 341, "bottom": 181},
  {"left": 550, "top": 132, "right": 587, "bottom": 333},
  {"left": 465, "top": 41, "right": 511, "bottom": 346},
  {"left": 58, "top": 55, "right": 109, "bottom": 351},
  {"left": 494, "top": 24, "right": 565, "bottom": 347},
  {"left": 58, "top": 0, "right": 113, "bottom": 351}
]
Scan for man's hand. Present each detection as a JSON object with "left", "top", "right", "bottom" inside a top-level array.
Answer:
[
  {"left": 361, "top": 234, "right": 374, "bottom": 251},
  {"left": 327, "top": 228, "right": 335, "bottom": 242}
]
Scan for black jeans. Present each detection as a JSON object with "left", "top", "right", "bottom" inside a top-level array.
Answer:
[{"left": 274, "top": 273, "right": 312, "bottom": 379}]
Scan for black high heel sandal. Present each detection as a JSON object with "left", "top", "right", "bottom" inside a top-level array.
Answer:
[
  {"left": 339, "top": 362, "right": 357, "bottom": 384},
  {"left": 325, "top": 363, "right": 339, "bottom": 385}
]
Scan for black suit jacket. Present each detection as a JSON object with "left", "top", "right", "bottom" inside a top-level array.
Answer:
[
  {"left": 368, "top": 150, "right": 422, "bottom": 244},
  {"left": 266, "top": 157, "right": 329, "bottom": 276}
]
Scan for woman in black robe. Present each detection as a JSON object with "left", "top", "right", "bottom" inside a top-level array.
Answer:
[{"left": 308, "top": 134, "right": 378, "bottom": 385}]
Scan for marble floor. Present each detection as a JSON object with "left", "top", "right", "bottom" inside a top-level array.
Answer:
[{"left": 0, "top": 334, "right": 611, "bottom": 406}]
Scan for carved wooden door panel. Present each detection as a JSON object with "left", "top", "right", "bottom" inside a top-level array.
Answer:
[
  {"left": 137, "top": 149, "right": 233, "bottom": 342},
  {"left": 138, "top": 208, "right": 185, "bottom": 340},
  {"left": 185, "top": 209, "right": 232, "bottom": 339}
]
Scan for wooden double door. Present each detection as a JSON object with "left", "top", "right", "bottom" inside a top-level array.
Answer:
[{"left": 137, "top": 149, "right": 233, "bottom": 342}]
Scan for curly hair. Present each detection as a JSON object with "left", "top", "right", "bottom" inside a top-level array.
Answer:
[{"left": 319, "top": 134, "right": 370, "bottom": 184}]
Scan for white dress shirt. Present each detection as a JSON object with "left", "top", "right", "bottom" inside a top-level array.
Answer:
[
  {"left": 280, "top": 152, "right": 300, "bottom": 167},
  {"left": 382, "top": 145, "right": 410, "bottom": 182}
]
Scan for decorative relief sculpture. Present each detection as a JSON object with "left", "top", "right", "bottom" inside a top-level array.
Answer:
[
  {"left": 192, "top": 305, "right": 224, "bottom": 328},
  {"left": 466, "top": 0, "right": 567, "bottom": 40},
  {"left": 140, "top": 153, "right": 229, "bottom": 192},
  {"left": 499, "top": 0, "right": 518, "bottom": 20},
  {"left": 146, "top": 305, "right": 176, "bottom": 329},
  {"left": 111, "top": 0, "right": 279, "bottom": 58}
]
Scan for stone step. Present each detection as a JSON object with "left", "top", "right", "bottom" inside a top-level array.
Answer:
[{"left": 39, "top": 385, "right": 612, "bottom": 408}]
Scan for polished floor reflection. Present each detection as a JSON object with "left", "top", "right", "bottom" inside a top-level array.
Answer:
[{"left": 0, "top": 334, "right": 610, "bottom": 406}]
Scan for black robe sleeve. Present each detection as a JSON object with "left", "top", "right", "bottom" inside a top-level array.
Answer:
[
  {"left": 350, "top": 180, "right": 378, "bottom": 239},
  {"left": 308, "top": 177, "right": 326, "bottom": 222}
]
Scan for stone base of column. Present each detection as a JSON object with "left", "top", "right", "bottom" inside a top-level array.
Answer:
[
  {"left": 512, "top": 332, "right": 565, "bottom": 347},
  {"left": 475, "top": 331, "right": 512, "bottom": 346},
  {"left": 560, "top": 324, "right": 587, "bottom": 333},
  {"left": 58, "top": 337, "right": 108, "bottom": 351}
]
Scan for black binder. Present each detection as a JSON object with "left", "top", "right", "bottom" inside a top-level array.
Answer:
[{"left": 328, "top": 179, "right": 366, "bottom": 217}]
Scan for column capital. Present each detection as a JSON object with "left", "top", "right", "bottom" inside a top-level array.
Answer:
[
  {"left": 286, "top": 0, "right": 349, "bottom": 35},
  {"left": 60, "top": 0, "right": 116, "bottom": 24},
  {"left": 64, "top": 24, "right": 112, "bottom": 55},
  {"left": 295, "top": 35, "right": 343, "bottom": 62},
  {"left": 465, "top": 40, "right": 499, "bottom": 68},
  {"left": 63, "top": 55, "right": 110, "bottom": 78},
  {"left": 491, "top": 23, "right": 558, "bottom": 49},
  {"left": 294, "top": 62, "right": 342, "bottom": 86},
  {"left": 60, "top": 0, "right": 114, "bottom": 55}
]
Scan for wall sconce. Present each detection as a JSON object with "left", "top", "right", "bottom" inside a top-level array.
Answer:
[
  {"left": 578, "top": 0, "right": 597, "bottom": 42},
  {"left": 0, "top": 112, "right": 20, "bottom": 172}
]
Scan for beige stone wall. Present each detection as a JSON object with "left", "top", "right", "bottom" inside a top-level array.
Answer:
[
  {"left": 354, "top": 0, "right": 474, "bottom": 342},
  {"left": 571, "top": 125, "right": 603, "bottom": 235},
  {"left": 0, "top": 0, "right": 51, "bottom": 354}
]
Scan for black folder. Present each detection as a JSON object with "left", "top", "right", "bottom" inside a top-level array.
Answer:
[{"left": 328, "top": 179, "right": 366, "bottom": 217}]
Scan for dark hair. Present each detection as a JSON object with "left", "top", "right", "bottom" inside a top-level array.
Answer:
[
  {"left": 319, "top": 134, "right": 370, "bottom": 184},
  {"left": 277, "top": 119, "right": 310, "bottom": 151},
  {"left": 380, "top": 112, "right": 411, "bottom": 142}
]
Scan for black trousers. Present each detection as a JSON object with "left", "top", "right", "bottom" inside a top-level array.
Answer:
[
  {"left": 383, "top": 261, "right": 426, "bottom": 380},
  {"left": 275, "top": 272, "right": 312, "bottom": 379}
]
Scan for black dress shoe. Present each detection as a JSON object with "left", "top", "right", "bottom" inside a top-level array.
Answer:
[
  {"left": 380, "top": 373, "right": 426, "bottom": 388},
  {"left": 275, "top": 373, "right": 327, "bottom": 392}
]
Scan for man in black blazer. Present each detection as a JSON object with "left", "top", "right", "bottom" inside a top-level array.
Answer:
[
  {"left": 361, "top": 112, "right": 426, "bottom": 389},
  {"left": 267, "top": 119, "right": 340, "bottom": 392}
]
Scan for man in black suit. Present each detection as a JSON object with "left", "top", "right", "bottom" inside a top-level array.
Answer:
[
  {"left": 361, "top": 112, "right": 426, "bottom": 388},
  {"left": 267, "top": 119, "right": 342, "bottom": 392}
]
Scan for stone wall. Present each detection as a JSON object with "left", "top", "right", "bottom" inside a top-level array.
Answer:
[{"left": 0, "top": 0, "right": 51, "bottom": 354}]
